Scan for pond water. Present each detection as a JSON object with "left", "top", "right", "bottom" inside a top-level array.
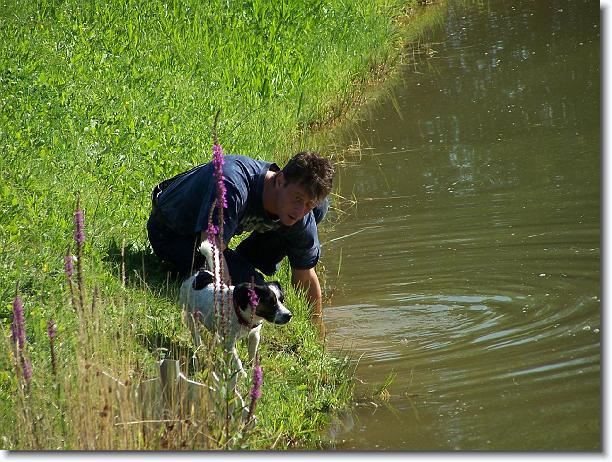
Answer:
[{"left": 320, "top": 0, "right": 600, "bottom": 450}]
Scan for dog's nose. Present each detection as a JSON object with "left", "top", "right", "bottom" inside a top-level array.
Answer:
[{"left": 276, "top": 311, "right": 292, "bottom": 324}]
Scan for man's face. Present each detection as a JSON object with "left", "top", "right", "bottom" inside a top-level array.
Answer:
[{"left": 276, "top": 175, "right": 318, "bottom": 226}]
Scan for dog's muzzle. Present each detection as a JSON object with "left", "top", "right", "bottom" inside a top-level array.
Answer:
[{"left": 273, "top": 307, "right": 292, "bottom": 325}]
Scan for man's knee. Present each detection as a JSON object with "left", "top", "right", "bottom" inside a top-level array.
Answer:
[{"left": 147, "top": 215, "right": 203, "bottom": 275}]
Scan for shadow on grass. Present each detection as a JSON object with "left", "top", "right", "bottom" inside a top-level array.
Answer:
[
  {"left": 104, "top": 238, "right": 198, "bottom": 369},
  {"left": 105, "top": 238, "right": 184, "bottom": 293}
]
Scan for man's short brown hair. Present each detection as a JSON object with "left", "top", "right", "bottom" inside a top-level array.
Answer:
[{"left": 281, "top": 151, "right": 334, "bottom": 202}]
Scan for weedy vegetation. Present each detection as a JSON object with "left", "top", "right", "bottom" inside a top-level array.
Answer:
[{"left": 1, "top": 0, "right": 443, "bottom": 450}]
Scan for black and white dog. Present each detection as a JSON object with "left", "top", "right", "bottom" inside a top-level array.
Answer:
[{"left": 179, "top": 240, "right": 292, "bottom": 378}]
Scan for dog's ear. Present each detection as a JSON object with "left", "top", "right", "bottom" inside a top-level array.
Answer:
[
  {"left": 232, "top": 283, "right": 251, "bottom": 310},
  {"left": 267, "top": 281, "right": 284, "bottom": 300},
  {"left": 192, "top": 269, "right": 214, "bottom": 290}
]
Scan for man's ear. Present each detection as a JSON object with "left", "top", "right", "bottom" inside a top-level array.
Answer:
[{"left": 275, "top": 171, "right": 285, "bottom": 188}]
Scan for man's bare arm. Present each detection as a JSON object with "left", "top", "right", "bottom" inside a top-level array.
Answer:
[{"left": 291, "top": 267, "right": 323, "bottom": 320}]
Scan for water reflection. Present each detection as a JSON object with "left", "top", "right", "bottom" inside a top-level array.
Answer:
[{"left": 321, "top": 0, "right": 599, "bottom": 450}]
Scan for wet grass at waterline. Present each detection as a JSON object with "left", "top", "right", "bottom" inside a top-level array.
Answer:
[{"left": 1, "top": 0, "right": 442, "bottom": 450}]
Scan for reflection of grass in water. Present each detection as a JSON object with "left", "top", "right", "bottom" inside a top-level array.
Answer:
[
  {"left": 371, "top": 370, "right": 397, "bottom": 402},
  {"left": 359, "top": 368, "right": 421, "bottom": 423},
  {"left": 347, "top": 370, "right": 404, "bottom": 422}
]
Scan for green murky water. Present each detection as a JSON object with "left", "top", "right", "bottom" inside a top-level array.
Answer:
[{"left": 321, "top": 0, "right": 600, "bottom": 450}]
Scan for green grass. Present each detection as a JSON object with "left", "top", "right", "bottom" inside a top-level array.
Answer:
[{"left": 1, "top": 0, "right": 445, "bottom": 450}]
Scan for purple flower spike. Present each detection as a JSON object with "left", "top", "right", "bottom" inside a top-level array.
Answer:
[
  {"left": 212, "top": 144, "right": 224, "bottom": 165},
  {"left": 12, "top": 296, "right": 25, "bottom": 350},
  {"left": 47, "top": 319, "right": 57, "bottom": 341},
  {"left": 64, "top": 254, "right": 73, "bottom": 279},
  {"left": 212, "top": 143, "right": 227, "bottom": 209},
  {"left": 74, "top": 208, "right": 85, "bottom": 246},
  {"left": 206, "top": 223, "right": 219, "bottom": 237},
  {"left": 10, "top": 321, "right": 17, "bottom": 347},
  {"left": 250, "top": 355, "right": 263, "bottom": 401}
]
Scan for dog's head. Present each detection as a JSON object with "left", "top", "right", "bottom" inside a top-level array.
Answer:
[{"left": 232, "top": 281, "right": 292, "bottom": 325}]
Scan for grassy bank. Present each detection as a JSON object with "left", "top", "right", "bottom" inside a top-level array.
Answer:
[{"left": 1, "top": 0, "right": 444, "bottom": 450}]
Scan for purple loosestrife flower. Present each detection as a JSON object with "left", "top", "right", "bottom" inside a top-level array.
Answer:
[
  {"left": 12, "top": 295, "right": 32, "bottom": 386},
  {"left": 212, "top": 143, "right": 227, "bottom": 209},
  {"left": 12, "top": 296, "right": 25, "bottom": 350},
  {"left": 207, "top": 223, "right": 218, "bottom": 244},
  {"left": 250, "top": 355, "right": 263, "bottom": 401},
  {"left": 211, "top": 142, "right": 230, "bottom": 323},
  {"left": 47, "top": 319, "right": 57, "bottom": 341},
  {"left": 248, "top": 286, "right": 259, "bottom": 322},
  {"left": 64, "top": 254, "right": 74, "bottom": 279}
]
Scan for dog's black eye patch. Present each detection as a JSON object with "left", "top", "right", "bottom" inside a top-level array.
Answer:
[
  {"left": 251, "top": 285, "right": 280, "bottom": 322},
  {"left": 192, "top": 269, "right": 214, "bottom": 290},
  {"left": 233, "top": 282, "right": 286, "bottom": 324},
  {"left": 267, "top": 281, "right": 284, "bottom": 303}
]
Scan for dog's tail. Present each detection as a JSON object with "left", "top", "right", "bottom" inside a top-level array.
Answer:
[
  {"left": 198, "top": 238, "right": 222, "bottom": 285},
  {"left": 198, "top": 239, "right": 214, "bottom": 269}
]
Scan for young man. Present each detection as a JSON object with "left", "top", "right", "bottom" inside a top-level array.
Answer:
[{"left": 147, "top": 151, "right": 334, "bottom": 318}]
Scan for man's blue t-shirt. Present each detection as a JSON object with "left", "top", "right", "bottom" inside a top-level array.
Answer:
[{"left": 155, "top": 155, "right": 320, "bottom": 270}]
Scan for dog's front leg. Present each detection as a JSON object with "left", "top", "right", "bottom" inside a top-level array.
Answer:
[
  {"left": 231, "top": 347, "right": 247, "bottom": 380},
  {"left": 226, "top": 347, "right": 243, "bottom": 401},
  {"left": 247, "top": 324, "right": 262, "bottom": 361}
]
